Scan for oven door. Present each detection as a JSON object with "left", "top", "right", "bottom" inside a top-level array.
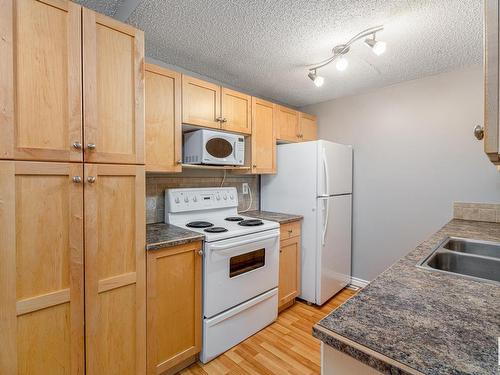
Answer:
[
  {"left": 203, "top": 229, "right": 280, "bottom": 318},
  {"left": 203, "top": 133, "right": 243, "bottom": 165}
]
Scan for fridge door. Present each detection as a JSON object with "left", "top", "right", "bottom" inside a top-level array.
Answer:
[
  {"left": 317, "top": 141, "right": 353, "bottom": 196},
  {"left": 316, "top": 194, "right": 352, "bottom": 305}
]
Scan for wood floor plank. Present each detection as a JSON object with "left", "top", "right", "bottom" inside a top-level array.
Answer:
[{"left": 179, "top": 288, "right": 356, "bottom": 374}]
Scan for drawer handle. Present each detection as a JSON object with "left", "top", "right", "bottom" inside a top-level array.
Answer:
[{"left": 288, "top": 229, "right": 293, "bottom": 234}]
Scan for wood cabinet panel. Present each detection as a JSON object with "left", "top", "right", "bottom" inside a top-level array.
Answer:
[
  {"left": 484, "top": 0, "right": 500, "bottom": 164},
  {"left": 147, "top": 242, "right": 202, "bottom": 375},
  {"left": 276, "top": 106, "right": 300, "bottom": 142},
  {"left": 0, "top": 161, "right": 84, "bottom": 374},
  {"left": 251, "top": 98, "right": 276, "bottom": 174},
  {"left": 0, "top": 0, "right": 82, "bottom": 162},
  {"left": 279, "top": 236, "right": 301, "bottom": 310},
  {"left": 145, "top": 64, "right": 182, "bottom": 172},
  {"left": 280, "top": 221, "right": 301, "bottom": 241},
  {"left": 182, "top": 75, "right": 221, "bottom": 129},
  {"left": 83, "top": 9, "right": 145, "bottom": 165},
  {"left": 222, "top": 88, "right": 252, "bottom": 134},
  {"left": 84, "top": 164, "right": 146, "bottom": 375},
  {"left": 299, "top": 113, "right": 318, "bottom": 142}
]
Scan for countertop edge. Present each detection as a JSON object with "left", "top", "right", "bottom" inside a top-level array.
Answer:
[
  {"left": 145, "top": 234, "right": 204, "bottom": 251},
  {"left": 243, "top": 210, "right": 303, "bottom": 224},
  {"left": 312, "top": 325, "right": 423, "bottom": 375}
]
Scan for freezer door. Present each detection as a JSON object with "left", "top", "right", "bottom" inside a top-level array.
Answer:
[
  {"left": 317, "top": 141, "right": 353, "bottom": 196},
  {"left": 316, "top": 195, "right": 352, "bottom": 305}
]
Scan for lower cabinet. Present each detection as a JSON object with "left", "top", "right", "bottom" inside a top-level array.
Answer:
[
  {"left": 147, "top": 241, "right": 203, "bottom": 375},
  {"left": 0, "top": 161, "right": 85, "bottom": 374},
  {"left": 278, "top": 221, "right": 302, "bottom": 311}
]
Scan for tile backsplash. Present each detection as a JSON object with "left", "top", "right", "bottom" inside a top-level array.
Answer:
[
  {"left": 146, "top": 170, "right": 259, "bottom": 224},
  {"left": 453, "top": 202, "right": 500, "bottom": 223}
]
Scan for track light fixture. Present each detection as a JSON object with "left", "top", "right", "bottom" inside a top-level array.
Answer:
[{"left": 308, "top": 25, "right": 385, "bottom": 87}]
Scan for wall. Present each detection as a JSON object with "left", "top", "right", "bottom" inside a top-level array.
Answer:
[
  {"left": 146, "top": 171, "right": 259, "bottom": 224},
  {"left": 302, "top": 66, "right": 500, "bottom": 281}
]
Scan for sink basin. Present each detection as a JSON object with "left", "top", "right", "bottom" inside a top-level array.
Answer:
[{"left": 418, "top": 237, "right": 500, "bottom": 285}]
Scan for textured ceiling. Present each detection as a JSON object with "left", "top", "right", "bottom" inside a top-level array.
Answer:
[{"left": 75, "top": 0, "right": 482, "bottom": 107}]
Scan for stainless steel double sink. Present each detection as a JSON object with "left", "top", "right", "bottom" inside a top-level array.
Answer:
[{"left": 417, "top": 237, "right": 500, "bottom": 285}]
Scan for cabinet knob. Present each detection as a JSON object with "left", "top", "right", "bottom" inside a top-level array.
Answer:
[
  {"left": 72, "top": 176, "right": 82, "bottom": 183},
  {"left": 198, "top": 250, "right": 204, "bottom": 256},
  {"left": 222, "top": 118, "right": 228, "bottom": 123},
  {"left": 216, "top": 116, "right": 223, "bottom": 122},
  {"left": 176, "top": 160, "right": 182, "bottom": 165},
  {"left": 253, "top": 164, "right": 257, "bottom": 168},
  {"left": 288, "top": 229, "right": 293, "bottom": 234},
  {"left": 72, "top": 141, "right": 82, "bottom": 150},
  {"left": 87, "top": 176, "right": 96, "bottom": 183},
  {"left": 87, "top": 143, "right": 96, "bottom": 150},
  {"left": 473, "top": 125, "right": 484, "bottom": 140}
]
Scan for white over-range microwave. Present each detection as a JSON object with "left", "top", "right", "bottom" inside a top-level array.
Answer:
[{"left": 183, "top": 129, "right": 245, "bottom": 166}]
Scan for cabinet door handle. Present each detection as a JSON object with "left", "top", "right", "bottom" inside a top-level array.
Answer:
[
  {"left": 473, "top": 125, "right": 484, "bottom": 140},
  {"left": 87, "top": 143, "right": 96, "bottom": 150},
  {"left": 222, "top": 118, "right": 228, "bottom": 123},
  {"left": 176, "top": 160, "right": 182, "bottom": 165},
  {"left": 288, "top": 229, "right": 293, "bottom": 234},
  {"left": 72, "top": 176, "right": 82, "bottom": 183},
  {"left": 72, "top": 141, "right": 82, "bottom": 150},
  {"left": 198, "top": 250, "right": 204, "bottom": 256},
  {"left": 253, "top": 164, "right": 257, "bottom": 168},
  {"left": 87, "top": 176, "right": 96, "bottom": 183},
  {"left": 216, "top": 117, "right": 223, "bottom": 122}
]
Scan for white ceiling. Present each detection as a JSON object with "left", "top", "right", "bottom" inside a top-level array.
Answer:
[{"left": 75, "top": 0, "right": 482, "bottom": 107}]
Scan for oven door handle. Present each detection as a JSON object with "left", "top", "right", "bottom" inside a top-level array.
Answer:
[{"left": 209, "top": 233, "right": 279, "bottom": 252}]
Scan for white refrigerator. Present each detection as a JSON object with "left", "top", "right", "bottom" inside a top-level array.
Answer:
[{"left": 261, "top": 140, "right": 352, "bottom": 305}]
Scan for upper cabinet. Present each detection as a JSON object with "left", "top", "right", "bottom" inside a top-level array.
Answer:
[
  {"left": 182, "top": 75, "right": 252, "bottom": 135},
  {"left": 145, "top": 64, "right": 182, "bottom": 172},
  {"left": 484, "top": 0, "right": 500, "bottom": 165},
  {"left": 83, "top": 9, "right": 145, "bottom": 165},
  {"left": 0, "top": 0, "right": 83, "bottom": 162},
  {"left": 276, "top": 106, "right": 300, "bottom": 142},
  {"left": 299, "top": 113, "right": 318, "bottom": 142},
  {"left": 221, "top": 88, "right": 252, "bottom": 134},
  {"left": 250, "top": 98, "right": 276, "bottom": 174}
]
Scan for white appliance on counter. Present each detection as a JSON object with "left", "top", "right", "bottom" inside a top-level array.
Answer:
[
  {"left": 183, "top": 129, "right": 245, "bottom": 166},
  {"left": 165, "top": 187, "right": 279, "bottom": 363},
  {"left": 261, "top": 140, "right": 353, "bottom": 305}
]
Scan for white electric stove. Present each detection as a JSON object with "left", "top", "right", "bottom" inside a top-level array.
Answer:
[{"left": 165, "top": 187, "right": 280, "bottom": 363}]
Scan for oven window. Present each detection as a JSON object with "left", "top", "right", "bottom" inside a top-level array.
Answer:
[
  {"left": 229, "top": 249, "right": 265, "bottom": 278},
  {"left": 206, "top": 137, "right": 233, "bottom": 158}
]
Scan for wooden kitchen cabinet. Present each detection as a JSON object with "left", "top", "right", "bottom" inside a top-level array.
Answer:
[
  {"left": 84, "top": 164, "right": 146, "bottom": 375},
  {"left": 0, "top": 161, "right": 84, "bottom": 374},
  {"left": 83, "top": 8, "right": 145, "bottom": 165},
  {"left": 0, "top": 0, "right": 83, "bottom": 162},
  {"left": 299, "top": 112, "right": 318, "bottom": 142},
  {"left": 250, "top": 98, "right": 276, "bottom": 174},
  {"left": 484, "top": 0, "right": 500, "bottom": 165},
  {"left": 147, "top": 242, "right": 202, "bottom": 375},
  {"left": 277, "top": 106, "right": 300, "bottom": 142},
  {"left": 145, "top": 64, "right": 182, "bottom": 172},
  {"left": 221, "top": 88, "right": 252, "bottom": 134},
  {"left": 278, "top": 221, "right": 302, "bottom": 311},
  {"left": 182, "top": 75, "right": 221, "bottom": 129}
]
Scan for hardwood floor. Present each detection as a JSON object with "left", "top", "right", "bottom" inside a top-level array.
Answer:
[{"left": 180, "top": 288, "right": 357, "bottom": 375}]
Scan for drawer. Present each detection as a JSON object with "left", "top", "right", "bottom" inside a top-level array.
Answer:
[{"left": 280, "top": 221, "right": 301, "bottom": 240}]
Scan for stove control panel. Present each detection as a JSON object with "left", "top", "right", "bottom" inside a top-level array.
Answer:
[{"left": 165, "top": 187, "right": 238, "bottom": 213}]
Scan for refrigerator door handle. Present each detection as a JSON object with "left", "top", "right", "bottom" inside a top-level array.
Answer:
[
  {"left": 322, "top": 148, "right": 330, "bottom": 196},
  {"left": 321, "top": 197, "right": 329, "bottom": 246}
]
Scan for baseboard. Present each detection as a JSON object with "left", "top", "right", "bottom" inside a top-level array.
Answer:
[{"left": 349, "top": 277, "right": 370, "bottom": 289}]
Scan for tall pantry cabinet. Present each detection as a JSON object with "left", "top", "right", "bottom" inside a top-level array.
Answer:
[{"left": 0, "top": 1, "right": 146, "bottom": 374}]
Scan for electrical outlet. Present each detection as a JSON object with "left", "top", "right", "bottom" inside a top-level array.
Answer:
[{"left": 242, "top": 183, "right": 249, "bottom": 195}]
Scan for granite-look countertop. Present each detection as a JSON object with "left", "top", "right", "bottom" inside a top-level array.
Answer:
[
  {"left": 313, "top": 219, "right": 500, "bottom": 375},
  {"left": 243, "top": 210, "right": 303, "bottom": 224},
  {"left": 146, "top": 223, "right": 204, "bottom": 251}
]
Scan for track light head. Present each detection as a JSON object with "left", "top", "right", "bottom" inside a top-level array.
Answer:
[
  {"left": 308, "top": 70, "right": 324, "bottom": 87},
  {"left": 365, "top": 36, "right": 386, "bottom": 55}
]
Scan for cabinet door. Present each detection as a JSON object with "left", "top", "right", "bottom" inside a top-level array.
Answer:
[
  {"left": 0, "top": 0, "right": 82, "bottom": 162},
  {"left": 276, "top": 106, "right": 300, "bottom": 142},
  {"left": 0, "top": 161, "right": 84, "bottom": 374},
  {"left": 484, "top": 0, "right": 500, "bottom": 164},
  {"left": 147, "top": 242, "right": 202, "bottom": 375},
  {"left": 83, "top": 9, "right": 145, "bottom": 165},
  {"left": 182, "top": 75, "right": 221, "bottom": 129},
  {"left": 145, "top": 64, "right": 182, "bottom": 172},
  {"left": 251, "top": 98, "right": 276, "bottom": 174},
  {"left": 278, "top": 236, "right": 301, "bottom": 309},
  {"left": 299, "top": 112, "right": 318, "bottom": 142},
  {"left": 221, "top": 88, "right": 252, "bottom": 134},
  {"left": 84, "top": 164, "right": 146, "bottom": 375}
]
